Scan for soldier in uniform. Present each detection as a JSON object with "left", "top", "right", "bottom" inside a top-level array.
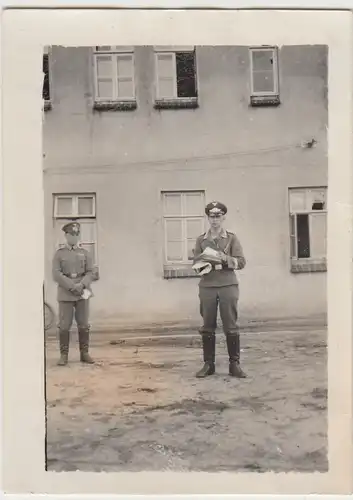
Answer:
[
  {"left": 193, "top": 201, "right": 247, "bottom": 379},
  {"left": 52, "top": 221, "right": 95, "bottom": 366}
]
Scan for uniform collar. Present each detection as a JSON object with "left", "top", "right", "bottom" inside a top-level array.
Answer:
[
  {"left": 66, "top": 244, "right": 80, "bottom": 250},
  {"left": 203, "top": 228, "right": 228, "bottom": 240}
]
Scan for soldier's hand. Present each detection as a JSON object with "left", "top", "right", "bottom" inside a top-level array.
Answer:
[
  {"left": 218, "top": 251, "right": 228, "bottom": 262},
  {"left": 73, "top": 283, "right": 84, "bottom": 295}
]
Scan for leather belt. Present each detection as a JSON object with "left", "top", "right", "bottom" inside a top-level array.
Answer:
[{"left": 64, "top": 273, "right": 84, "bottom": 278}]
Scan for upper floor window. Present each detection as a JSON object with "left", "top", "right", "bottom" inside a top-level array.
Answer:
[
  {"left": 154, "top": 46, "right": 198, "bottom": 109},
  {"left": 43, "top": 46, "right": 51, "bottom": 111},
  {"left": 289, "top": 187, "right": 327, "bottom": 273},
  {"left": 249, "top": 46, "right": 280, "bottom": 107},
  {"left": 93, "top": 46, "right": 136, "bottom": 111}
]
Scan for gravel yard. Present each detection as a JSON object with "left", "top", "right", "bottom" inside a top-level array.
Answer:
[{"left": 45, "top": 327, "right": 327, "bottom": 473}]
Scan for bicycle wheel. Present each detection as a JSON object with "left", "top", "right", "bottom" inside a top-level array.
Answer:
[{"left": 44, "top": 302, "right": 55, "bottom": 331}]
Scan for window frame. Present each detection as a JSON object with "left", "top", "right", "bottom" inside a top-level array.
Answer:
[
  {"left": 162, "top": 191, "right": 206, "bottom": 276},
  {"left": 53, "top": 193, "right": 96, "bottom": 219},
  {"left": 288, "top": 187, "right": 327, "bottom": 273},
  {"left": 154, "top": 46, "right": 199, "bottom": 109},
  {"left": 92, "top": 46, "right": 137, "bottom": 110},
  {"left": 249, "top": 46, "right": 280, "bottom": 106},
  {"left": 53, "top": 193, "right": 99, "bottom": 274}
]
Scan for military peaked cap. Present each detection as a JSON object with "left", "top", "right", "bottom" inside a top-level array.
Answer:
[
  {"left": 62, "top": 221, "right": 81, "bottom": 235},
  {"left": 205, "top": 201, "right": 228, "bottom": 216}
]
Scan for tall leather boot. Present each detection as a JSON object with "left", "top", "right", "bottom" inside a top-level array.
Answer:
[
  {"left": 78, "top": 328, "right": 94, "bottom": 364},
  {"left": 196, "top": 334, "right": 216, "bottom": 378},
  {"left": 57, "top": 330, "right": 70, "bottom": 366},
  {"left": 226, "top": 334, "right": 247, "bottom": 378}
]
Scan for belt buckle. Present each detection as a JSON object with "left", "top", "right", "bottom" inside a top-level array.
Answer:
[
  {"left": 215, "top": 264, "right": 222, "bottom": 271},
  {"left": 71, "top": 273, "right": 78, "bottom": 278}
]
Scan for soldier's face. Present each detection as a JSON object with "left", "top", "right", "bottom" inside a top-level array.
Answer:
[
  {"left": 65, "top": 232, "right": 80, "bottom": 246},
  {"left": 208, "top": 214, "right": 224, "bottom": 228}
]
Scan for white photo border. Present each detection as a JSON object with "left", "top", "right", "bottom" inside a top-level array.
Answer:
[{"left": 1, "top": 8, "right": 353, "bottom": 495}]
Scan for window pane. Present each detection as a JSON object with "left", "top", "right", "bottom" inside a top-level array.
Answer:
[
  {"left": 78, "top": 197, "right": 94, "bottom": 216},
  {"left": 158, "top": 78, "right": 175, "bottom": 98},
  {"left": 310, "top": 213, "right": 327, "bottom": 258},
  {"left": 297, "top": 214, "right": 310, "bottom": 258},
  {"left": 79, "top": 221, "right": 96, "bottom": 242},
  {"left": 96, "top": 46, "right": 134, "bottom": 52},
  {"left": 176, "top": 51, "right": 197, "bottom": 98},
  {"left": 252, "top": 71, "right": 275, "bottom": 93},
  {"left": 165, "top": 219, "right": 182, "bottom": 241},
  {"left": 97, "top": 79, "right": 114, "bottom": 99},
  {"left": 56, "top": 197, "right": 73, "bottom": 216},
  {"left": 54, "top": 220, "right": 68, "bottom": 247},
  {"left": 116, "top": 55, "right": 133, "bottom": 77},
  {"left": 252, "top": 50, "right": 274, "bottom": 71},
  {"left": 114, "top": 46, "right": 134, "bottom": 52},
  {"left": 186, "top": 219, "right": 203, "bottom": 239},
  {"left": 184, "top": 192, "right": 204, "bottom": 215},
  {"left": 96, "top": 46, "right": 113, "bottom": 52},
  {"left": 96, "top": 56, "right": 113, "bottom": 77},
  {"left": 289, "top": 191, "right": 306, "bottom": 212},
  {"left": 42, "top": 54, "right": 50, "bottom": 101},
  {"left": 308, "top": 189, "right": 326, "bottom": 211},
  {"left": 187, "top": 239, "right": 197, "bottom": 260},
  {"left": 80, "top": 243, "right": 96, "bottom": 263},
  {"left": 166, "top": 241, "right": 184, "bottom": 261},
  {"left": 117, "top": 79, "right": 134, "bottom": 98},
  {"left": 163, "top": 193, "right": 182, "bottom": 216},
  {"left": 156, "top": 53, "right": 174, "bottom": 78}
]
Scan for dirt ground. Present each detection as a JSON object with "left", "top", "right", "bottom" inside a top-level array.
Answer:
[{"left": 45, "top": 328, "right": 327, "bottom": 473}]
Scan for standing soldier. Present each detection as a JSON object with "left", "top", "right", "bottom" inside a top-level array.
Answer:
[
  {"left": 52, "top": 221, "right": 95, "bottom": 366},
  {"left": 192, "top": 201, "right": 247, "bottom": 379}
]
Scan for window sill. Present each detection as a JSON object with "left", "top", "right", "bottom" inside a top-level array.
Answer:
[
  {"left": 250, "top": 95, "right": 280, "bottom": 107},
  {"left": 290, "top": 259, "right": 327, "bottom": 274},
  {"left": 43, "top": 101, "right": 52, "bottom": 112},
  {"left": 93, "top": 100, "right": 137, "bottom": 112},
  {"left": 163, "top": 265, "right": 198, "bottom": 279},
  {"left": 154, "top": 98, "right": 199, "bottom": 110}
]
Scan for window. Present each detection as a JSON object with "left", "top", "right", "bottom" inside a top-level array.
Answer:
[
  {"left": 93, "top": 46, "right": 136, "bottom": 111},
  {"left": 249, "top": 46, "right": 280, "bottom": 106},
  {"left": 43, "top": 46, "right": 51, "bottom": 111},
  {"left": 53, "top": 194, "right": 99, "bottom": 277},
  {"left": 289, "top": 187, "right": 327, "bottom": 273},
  {"left": 154, "top": 46, "right": 198, "bottom": 109},
  {"left": 162, "top": 191, "right": 205, "bottom": 278}
]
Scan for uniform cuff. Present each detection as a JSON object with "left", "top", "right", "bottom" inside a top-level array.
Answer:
[{"left": 227, "top": 257, "right": 238, "bottom": 269}]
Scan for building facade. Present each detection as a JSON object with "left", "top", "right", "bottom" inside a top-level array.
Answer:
[{"left": 43, "top": 45, "right": 328, "bottom": 329}]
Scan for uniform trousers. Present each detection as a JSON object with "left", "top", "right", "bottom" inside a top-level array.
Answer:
[
  {"left": 58, "top": 299, "right": 90, "bottom": 356},
  {"left": 199, "top": 284, "right": 239, "bottom": 337},
  {"left": 58, "top": 299, "right": 90, "bottom": 331}
]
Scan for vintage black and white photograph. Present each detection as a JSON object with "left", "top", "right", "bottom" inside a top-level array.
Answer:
[{"left": 41, "top": 42, "right": 329, "bottom": 473}]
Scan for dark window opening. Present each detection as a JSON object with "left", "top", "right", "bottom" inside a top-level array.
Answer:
[
  {"left": 297, "top": 214, "right": 310, "bottom": 258},
  {"left": 176, "top": 51, "right": 197, "bottom": 98},
  {"left": 43, "top": 54, "right": 50, "bottom": 101},
  {"left": 312, "top": 201, "right": 325, "bottom": 210}
]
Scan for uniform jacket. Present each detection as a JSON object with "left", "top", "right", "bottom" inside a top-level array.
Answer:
[
  {"left": 52, "top": 245, "right": 94, "bottom": 302},
  {"left": 193, "top": 228, "right": 246, "bottom": 288}
]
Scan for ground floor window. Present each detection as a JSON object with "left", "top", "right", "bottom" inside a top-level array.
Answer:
[
  {"left": 289, "top": 187, "right": 327, "bottom": 273},
  {"left": 162, "top": 190, "right": 206, "bottom": 278},
  {"left": 53, "top": 193, "right": 99, "bottom": 277}
]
